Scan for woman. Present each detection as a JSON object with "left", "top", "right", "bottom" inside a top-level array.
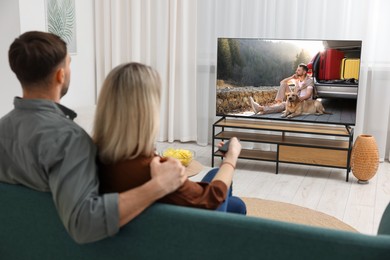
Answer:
[{"left": 93, "top": 62, "right": 246, "bottom": 213}]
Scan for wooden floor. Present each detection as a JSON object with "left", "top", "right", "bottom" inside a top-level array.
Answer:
[{"left": 157, "top": 141, "right": 390, "bottom": 235}]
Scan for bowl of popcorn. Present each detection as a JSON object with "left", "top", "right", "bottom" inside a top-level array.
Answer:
[{"left": 162, "top": 148, "right": 194, "bottom": 167}]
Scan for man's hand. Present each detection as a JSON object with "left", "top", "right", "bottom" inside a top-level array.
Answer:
[
  {"left": 117, "top": 156, "right": 186, "bottom": 227},
  {"left": 150, "top": 156, "right": 186, "bottom": 195}
]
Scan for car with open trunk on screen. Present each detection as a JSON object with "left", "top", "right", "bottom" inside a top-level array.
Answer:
[{"left": 307, "top": 40, "right": 362, "bottom": 99}]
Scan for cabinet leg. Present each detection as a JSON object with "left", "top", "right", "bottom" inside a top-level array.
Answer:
[
  {"left": 276, "top": 145, "right": 279, "bottom": 174},
  {"left": 212, "top": 125, "right": 215, "bottom": 167},
  {"left": 211, "top": 147, "right": 215, "bottom": 167}
]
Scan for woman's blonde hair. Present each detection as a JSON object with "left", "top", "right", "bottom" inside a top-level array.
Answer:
[{"left": 93, "top": 62, "right": 161, "bottom": 164}]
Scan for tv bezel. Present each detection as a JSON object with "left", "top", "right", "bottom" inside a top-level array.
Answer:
[{"left": 215, "top": 37, "right": 363, "bottom": 127}]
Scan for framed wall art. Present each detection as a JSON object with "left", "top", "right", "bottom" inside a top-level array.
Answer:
[{"left": 45, "top": 0, "right": 77, "bottom": 54}]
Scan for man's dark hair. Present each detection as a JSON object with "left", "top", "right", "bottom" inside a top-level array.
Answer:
[
  {"left": 298, "top": 63, "right": 308, "bottom": 72},
  {"left": 8, "top": 31, "right": 67, "bottom": 86}
]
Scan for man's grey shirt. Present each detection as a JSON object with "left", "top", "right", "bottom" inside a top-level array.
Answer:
[{"left": 0, "top": 98, "right": 119, "bottom": 243}]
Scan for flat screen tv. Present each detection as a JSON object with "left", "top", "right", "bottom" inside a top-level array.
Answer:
[{"left": 216, "top": 38, "right": 362, "bottom": 126}]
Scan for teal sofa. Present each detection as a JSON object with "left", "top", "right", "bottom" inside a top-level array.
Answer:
[{"left": 1, "top": 182, "right": 390, "bottom": 260}]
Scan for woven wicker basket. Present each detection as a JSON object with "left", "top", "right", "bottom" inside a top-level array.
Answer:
[{"left": 351, "top": 135, "right": 379, "bottom": 183}]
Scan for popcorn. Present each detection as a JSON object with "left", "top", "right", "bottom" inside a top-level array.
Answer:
[{"left": 162, "top": 148, "right": 193, "bottom": 166}]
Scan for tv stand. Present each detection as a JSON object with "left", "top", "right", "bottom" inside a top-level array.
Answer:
[{"left": 212, "top": 117, "right": 354, "bottom": 182}]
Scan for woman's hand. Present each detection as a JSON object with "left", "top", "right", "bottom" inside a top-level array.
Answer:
[
  {"left": 212, "top": 137, "right": 241, "bottom": 187},
  {"left": 219, "top": 137, "right": 241, "bottom": 164}
]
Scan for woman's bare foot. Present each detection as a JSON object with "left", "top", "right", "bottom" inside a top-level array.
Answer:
[{"left": 249, "top": 97, "right": 264, "bottom": 114}]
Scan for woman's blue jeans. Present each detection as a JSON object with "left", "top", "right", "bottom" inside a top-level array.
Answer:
[{"left": 201, "top": 168, "right": 246, "bottom": 215}]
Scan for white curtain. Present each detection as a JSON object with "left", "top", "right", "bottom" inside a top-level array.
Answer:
[
  {"left": 94, "top": 0, "right": 390, "bottom": 159},
  {"left": 94, "top": 0, "right": 198, "bottom": 143},
  {"left": 196, "top": 0, "right": 390, "bottom": 160}
]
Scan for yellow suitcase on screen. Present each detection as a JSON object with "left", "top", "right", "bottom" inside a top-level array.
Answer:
[{"left": 341, "top": 58, "right": 360, "bottom": 80}]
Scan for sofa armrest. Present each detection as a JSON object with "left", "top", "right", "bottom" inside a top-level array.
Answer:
[{"left": 378, "top": 202, "right": 390, "bottom": 235}]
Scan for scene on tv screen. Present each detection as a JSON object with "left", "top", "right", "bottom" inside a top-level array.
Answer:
[{"left": 216, "top": 38, "right": 362, "bottom": 125}]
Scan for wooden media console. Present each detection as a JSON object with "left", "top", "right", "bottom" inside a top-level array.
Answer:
[{"left": 212, "top": 117, "right": 354, "bottom": 181}]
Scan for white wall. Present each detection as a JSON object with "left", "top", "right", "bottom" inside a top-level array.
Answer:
[
  {"left": 60, "top": 0, "right": 96, "bottom": 109},
  {"left": 0, "top": 0, "right": 96, "bottom": 117},
  {"left": 0, "top": 0, "right": 22, "bottom": 116}
]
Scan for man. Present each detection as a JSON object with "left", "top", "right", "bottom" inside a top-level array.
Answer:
[
  {"left": 250, "top": 63, "right": 315, "bottom": 114},
  {"left": 0, "top": 31, "right": 186, "bottom": 244}
]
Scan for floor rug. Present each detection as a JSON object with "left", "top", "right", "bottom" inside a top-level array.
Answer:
[{"left": 242, "top": 197, "right": 357, "bottom": 232}]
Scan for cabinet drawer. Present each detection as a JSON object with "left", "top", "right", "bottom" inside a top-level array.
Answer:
[{"left": 279, "top": 146, "right": 348, "bottom": 167}]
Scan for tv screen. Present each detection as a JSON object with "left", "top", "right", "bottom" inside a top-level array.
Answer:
[{"left": 216, "top": 38, "right": 362, "bottom": 126}]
